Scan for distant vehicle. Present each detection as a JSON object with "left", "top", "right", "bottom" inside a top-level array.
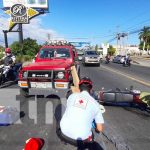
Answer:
[
  {"left": 77, "top": 50, "right": 84, "bottom": 61},
  {"left": 113, "top": 55, "right": 125, "bottom": 64},
  {"left": 82, "top": 50, "right": 100, "bottom": 66}
]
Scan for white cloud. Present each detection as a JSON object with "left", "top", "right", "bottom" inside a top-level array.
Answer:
[
  {"left": 23, "top": 18, "right": 64, "bottom": 43},
  {"left": 0, "top": 15, "right": 64, "bottom": 46},
  {"left": 0, "top": 15, "right": 9, "bottom": 46}
]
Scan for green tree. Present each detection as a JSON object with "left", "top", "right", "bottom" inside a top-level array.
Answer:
[
  {"left": 108, "top": 45, "right": 116, "bottom": 55},
  {"left": 10, "top": 38, "right": 40, "bottom": 57},
  {"left": 10, "top": 41, "right": 22, "bottom": 55},
  {"left": 0, "top": 45, "right": 4, "bottom": 53},
  {"left": 139, "top": 26, "right": 150, "bottom": 51},
  {"left": 22, "top": 38, "right": 40, "bottom": 56},
  {"left": 0, "top": 45, "right": 4, "bottom": 59}
]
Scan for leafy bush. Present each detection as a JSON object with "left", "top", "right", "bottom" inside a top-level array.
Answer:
[
  {"left": 16, "top": 55, "right": 33, "bottom": 63},
  {"left": 10, "top": 38, "right": 41, "bottom": 57}
]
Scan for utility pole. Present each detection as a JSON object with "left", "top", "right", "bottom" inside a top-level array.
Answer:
[
  {"left": 47, "top": 33, "right": 51, "bottom": 41},
  {"left": 3, "top": 30, "right": 8, "bottom": 48},
  {"left": 126, "top": 33, "right": 128, "bottom": 55},
  {"left": 116, "top": 26, "right": 119, "bottom": 55},
  {"left": 18, "top": 24, "right": 23, "bottom": 45},
  {"left": 122, "top": 33, "right": 125, "bottom": 55}
]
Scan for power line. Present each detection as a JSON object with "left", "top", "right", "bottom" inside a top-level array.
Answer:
[
  {"left": 125, "top": 18, "right": 150, "bottom": 32},
  {"left": 118, "top": 9, "right": 150, "bottom": 29}
]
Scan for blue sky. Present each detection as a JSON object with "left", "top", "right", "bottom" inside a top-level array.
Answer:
[{"left": 0, "top": 0, "right": 150, "bottom": 46}]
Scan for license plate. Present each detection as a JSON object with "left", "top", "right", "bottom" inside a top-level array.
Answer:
[
  {"left": 89, "top": 60, "right": 98, "bottom": 62},
  {"left": 30, "top": 82, "right": 52, "bottom": 88}
]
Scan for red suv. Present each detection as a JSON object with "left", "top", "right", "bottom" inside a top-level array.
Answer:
[{"left": 18, "top": 42, "right": 80, "bottom": 97}]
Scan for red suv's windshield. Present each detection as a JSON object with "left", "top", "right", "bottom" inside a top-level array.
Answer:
[{"left": 39, "top": 48, "right": 71, "bottom": 59}]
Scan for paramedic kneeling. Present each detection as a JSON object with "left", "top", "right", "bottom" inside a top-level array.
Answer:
[{"left": 59, "top": 77, "right": 104, "bottom": 148}]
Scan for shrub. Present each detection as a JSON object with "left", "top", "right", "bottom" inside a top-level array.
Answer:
[{"left": 16, "top": 55, "right": 33, "bottom": 63}]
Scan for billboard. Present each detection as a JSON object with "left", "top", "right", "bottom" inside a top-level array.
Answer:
[{"left": 3, "top": 0, "right": 48, "bottom": 9}]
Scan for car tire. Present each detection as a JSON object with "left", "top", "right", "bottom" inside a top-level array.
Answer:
[
  {"left": 0, "top": 74, "right": 4, "bottom": 86},
  {"left": 20, "top": 88, "right": 29, "bottom": 97}
]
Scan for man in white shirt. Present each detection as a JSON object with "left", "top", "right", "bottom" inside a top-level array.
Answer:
[{"left": 58, "top": 77, "right": 104, "bottom": 149}]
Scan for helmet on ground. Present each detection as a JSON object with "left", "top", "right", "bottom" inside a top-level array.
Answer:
[
  {"left": 5, "top": 48, "right": 11, "bottom": 53},
  {"left": 24, "top": 138, "right": 45, "bottom": 150},
  {"left": 79, "top": 77, "right": 93, "bottom": 88}
]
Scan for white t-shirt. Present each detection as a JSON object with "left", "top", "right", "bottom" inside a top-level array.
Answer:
[{"left": 60, "top": 91, "right": 104, "bottom": 140}]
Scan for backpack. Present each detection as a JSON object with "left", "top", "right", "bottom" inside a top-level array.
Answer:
[{"left": 4, "top": 55, "right": 13, "bottom": 66}]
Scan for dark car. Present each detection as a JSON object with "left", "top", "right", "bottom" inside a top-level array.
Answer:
[{"left": 82, "top": 50, "right": 100, "bottom": 66}]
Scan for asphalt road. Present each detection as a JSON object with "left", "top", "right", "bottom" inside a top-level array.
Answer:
[
  {"left": 82, "top": 62, "right": 150, "bottom": 91},
  {"left": 80, "top": 62, "right": 150, "bottom": 150},
  {"left": 0, "top": 62, "right": 150, "bottom": 150}
]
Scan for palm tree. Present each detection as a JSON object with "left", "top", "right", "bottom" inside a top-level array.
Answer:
[
  {"left": 139, "top": 26, "right": 150, "bottom": 51},
  {"left": 146, "top": 32, "right": 150, "bottom": 51}
]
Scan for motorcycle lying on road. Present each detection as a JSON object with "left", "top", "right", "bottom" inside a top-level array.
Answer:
[
  {"left": 97, "top": 87, "right": 150, "bottom": 111},
  {"left": 67, "top": 85, "right": 150, "bottom": 112},
  {"left": 0, "top": 63, "right": 22, "bottom": 87}
]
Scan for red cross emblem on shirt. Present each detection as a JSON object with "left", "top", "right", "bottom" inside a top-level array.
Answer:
[{"left": 79, "top": 99, "right": 84, "bottom": 104}]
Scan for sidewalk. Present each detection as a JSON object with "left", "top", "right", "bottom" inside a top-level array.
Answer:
[{"left": 131, "top": 56, "right": 150, "bottom": 67}]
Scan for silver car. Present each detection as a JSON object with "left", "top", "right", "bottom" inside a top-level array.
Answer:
[{"left": 82, "top": 50, "right": 100, "bottom": 66}]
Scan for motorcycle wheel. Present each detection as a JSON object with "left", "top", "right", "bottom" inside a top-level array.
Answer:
[{"left": 0, "top": 74, "right": 5, "bottom": 86}]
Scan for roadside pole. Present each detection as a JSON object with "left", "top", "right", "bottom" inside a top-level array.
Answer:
[
  {"left": 19, "top": 24, "right": 23, "bottom": 45},
  {"left": 116, "top": 36, "right": 118, "bottom": 55},
  {"left": 116, "top": 26, "right": 119, "bottom": 55},
  {"left": 3, "top": 30, "right": 8, "bottom": 48}
]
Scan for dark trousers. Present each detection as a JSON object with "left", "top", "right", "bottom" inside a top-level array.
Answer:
[{"left": 56, "top": 128, "right": 95, "bottom": 150}]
